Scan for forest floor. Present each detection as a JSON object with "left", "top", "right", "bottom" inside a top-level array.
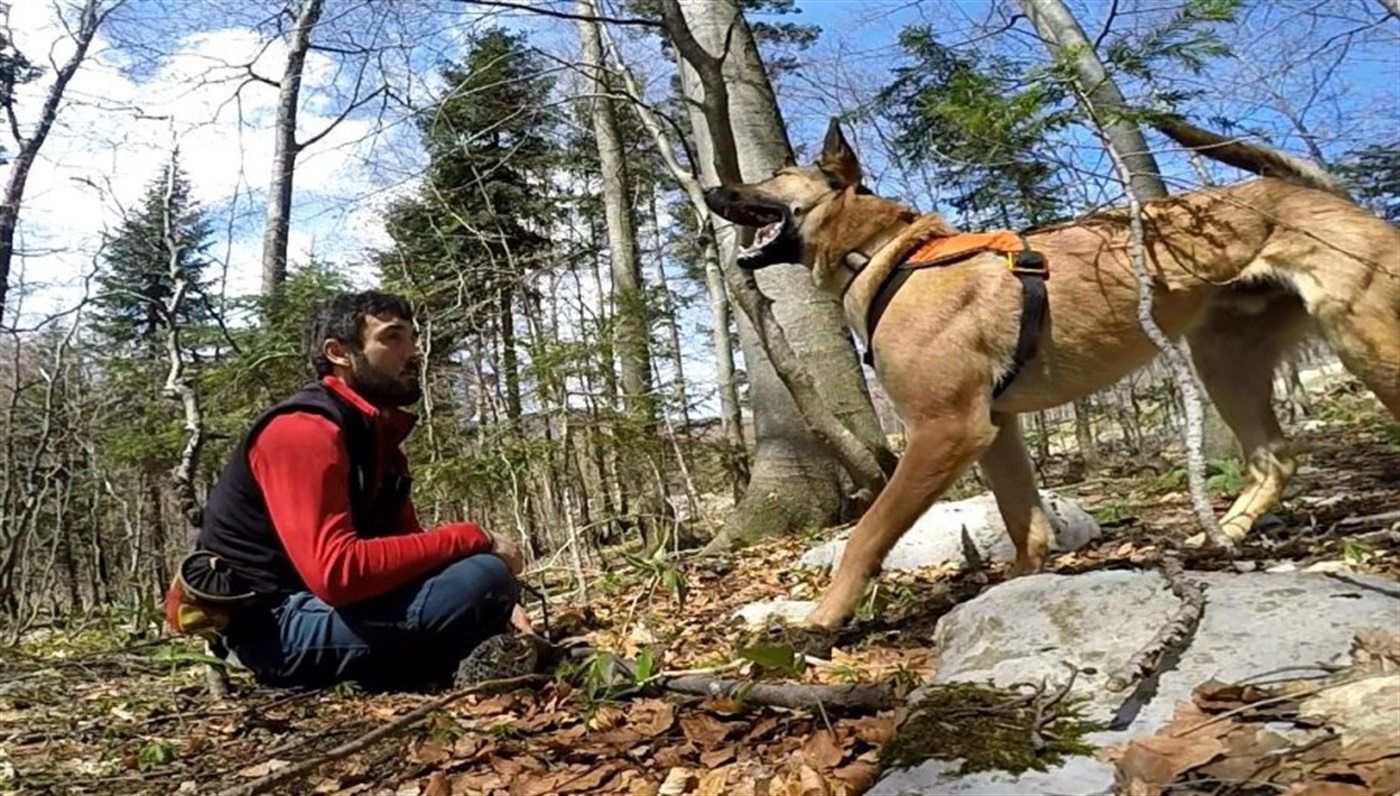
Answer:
[{"left": 2, "top": 379, "right": 1397, "bottom": 796}]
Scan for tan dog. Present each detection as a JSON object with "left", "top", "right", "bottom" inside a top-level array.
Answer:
[{"left": 704, "top": 118, "right": 1400, "bottom": 631}]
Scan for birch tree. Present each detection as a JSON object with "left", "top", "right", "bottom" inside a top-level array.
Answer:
[
  {"left": 1017, "top": 0, "right": 1239, "bottom": 547},
  {"left": 0, "top": 0, "right": 124, "bottom": 328}
]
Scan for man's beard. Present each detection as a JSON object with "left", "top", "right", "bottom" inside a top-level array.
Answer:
[{"left": 347, "top": 354, "right": 422, "bottom": 408}]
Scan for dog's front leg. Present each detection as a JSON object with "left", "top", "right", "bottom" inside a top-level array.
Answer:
[
  {"left": 803, "top": 409, "right": 998, "bottom": 630},
  {"left": 977, "top": 414, "right": 1053, "bottom": 576}
]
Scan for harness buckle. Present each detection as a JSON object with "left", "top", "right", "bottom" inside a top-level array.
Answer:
[{"left": 1007, "top": 250, "right": 1049, "bottom": 278}]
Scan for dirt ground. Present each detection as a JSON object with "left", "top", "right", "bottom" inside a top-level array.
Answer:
[{"left": 2, "top": 382, "right": 1396, "bottom": 796}]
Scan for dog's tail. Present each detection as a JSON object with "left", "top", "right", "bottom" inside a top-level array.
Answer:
[{"left": 1150, "top": 116, "right": 1355, "bottom": 203}]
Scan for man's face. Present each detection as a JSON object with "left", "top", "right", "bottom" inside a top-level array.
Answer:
[{"left": 343, "top": 313, "right": 423, "bottom": 408}]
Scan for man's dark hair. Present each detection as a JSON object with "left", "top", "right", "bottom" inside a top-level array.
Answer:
[{"left": 305, "top": 290, "right": 416, "bottom": 378}]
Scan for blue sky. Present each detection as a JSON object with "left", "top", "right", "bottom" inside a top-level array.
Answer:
[{"left": 7, "top": 0, "right": 1397, "bottom": 344}]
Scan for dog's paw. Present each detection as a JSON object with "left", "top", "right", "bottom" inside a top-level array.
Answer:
[{"left": 750, "top": 622, "right": 838, "bottom": 661}]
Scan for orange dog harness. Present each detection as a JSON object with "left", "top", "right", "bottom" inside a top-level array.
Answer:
[{"left": 862, "top": 229, "right": 1050, "bottom": 400}]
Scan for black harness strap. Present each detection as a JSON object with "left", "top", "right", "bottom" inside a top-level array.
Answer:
[{"left": 860, "top": 238, "right": 1050, "bottom": 401}]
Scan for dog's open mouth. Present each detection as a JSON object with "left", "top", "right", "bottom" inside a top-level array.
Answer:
[
  {"left": 703, "top": 188, "right": 799, "bottom": 270},
  {"left": 740, "top": 219, "right": 787, "bottom": 263}
]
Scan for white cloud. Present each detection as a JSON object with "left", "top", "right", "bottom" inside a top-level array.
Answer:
[{"left": 4, "top": 3, "right": 419, "bottom": 326}]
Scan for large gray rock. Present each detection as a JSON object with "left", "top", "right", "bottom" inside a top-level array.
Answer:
[
  {"left": 872, "top": 569, "right": 1400, "bottom": 795},
  {"left": 801, "top": 491, "right": 1100, "bottom": 573}
]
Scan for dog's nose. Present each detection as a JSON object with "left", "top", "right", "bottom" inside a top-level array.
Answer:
[{"left": 702, "top": 186, "right": 731, "bottom": 210}]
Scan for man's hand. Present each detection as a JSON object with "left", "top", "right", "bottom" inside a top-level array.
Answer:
[{"left": 488, "top": 533, "right": 525, "bottom": 576}]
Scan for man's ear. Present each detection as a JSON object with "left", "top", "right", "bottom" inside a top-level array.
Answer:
[
  {"left": 818, "top": 117, "right": 862, "bottom": 188},
  {"left": 322, "top": 338, "right": 353, "bottom": 369}
]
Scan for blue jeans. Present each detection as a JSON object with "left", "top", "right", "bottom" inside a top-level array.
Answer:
[{"left": 226, "top": 554, "right": 519, "bottom": 690}]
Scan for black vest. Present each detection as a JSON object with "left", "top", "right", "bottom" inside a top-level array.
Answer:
[{"left": 197, "top": 381, "right": 412, "bottom": 597}]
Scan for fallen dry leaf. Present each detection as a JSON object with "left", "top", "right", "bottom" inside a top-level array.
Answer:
[
  {"left": 1280, "top": 784, "right": 1374, "bottom": 796},
  {"left": 797, "top": 764, "right": 832, "bottom": 796},
  {"left": 421, "top": 771, "right": 452, "bottom": 796},
  {"left": 657, "top": 766, "right": 695, "bottom": 795},
  {"left": 845, "top": 715, "right": 896, "bottom": 746},
  {"left": 636, "top": 700, "right": 678, "bottom": 737},
  {"left": 407, "top": 738, "right": 451, "bottom": 766},
  {"left": 696, "top": 768, "right": 730, "bottom": 796},
  {"left": 679, "top": 712, "right": 736, "bottom": 749},
  {"left": 237, "top": 758, "right": 291, "bottom": 778},
  {"left": 699, "top": 746, "right": 735, "bottom": 768},
  {"left": 799, "top": 729, "right": 845, "bottom": 771},
  {"left": 1113, "top": 732, "right": 1228, "bottom": 793},
  {"left": 832, "top": 757, "right": 880, "bottom": 791}
]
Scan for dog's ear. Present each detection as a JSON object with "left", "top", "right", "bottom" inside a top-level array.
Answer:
[{"left": 819, "top": 118, "right": 862, "bottom": 188}]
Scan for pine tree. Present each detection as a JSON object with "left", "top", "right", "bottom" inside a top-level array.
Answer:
[
  {"left": 1337, "top": 141, "right": 1400, "bottom": 223},
  {"left": 876, "top": 27, "right": 1074, "bottom": 230},
  {"left": 88, "top": 155, "right": 216, "bottom": 486},
  {"left": 92, "top": 157, "right": 214, "bottom": 353},
  {"left": 377, "top": 26, "right": 563, "bottom": 419}
]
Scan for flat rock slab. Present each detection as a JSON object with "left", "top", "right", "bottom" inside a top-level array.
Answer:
[
  {"left": 800, "top": 491, "right": 1100, "bottom": 573},
  {"left": 871, "top": 568, "right": 1400, "bottom": 795}
]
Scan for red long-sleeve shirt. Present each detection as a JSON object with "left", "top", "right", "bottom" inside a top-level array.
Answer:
[{"left": 246, "top": 376, "right": 492, "bottom": 607}]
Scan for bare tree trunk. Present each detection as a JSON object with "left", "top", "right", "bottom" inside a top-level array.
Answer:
[
  {"left": 1017, "top": 0, "right": 1166, "bottom": 201},
  {"left": 702, "top": 235, "right": 748, "bottom": 496},
  {"left": 0, "top": 0, "right": 116, "bottom": 328},
  {"left": 259, "top": 0, "right": 326, "bottom": 301},
  {"left": 599, "top": 23, "right": 748, "bottom": 500},
  {"left": 653, "top": 193, "right": 693, "bottom": 432},
  {"left": 497, "top": 287, "right": 522, "bottom": 420},
  {"left": 1379, "top": 0, "right": 1400, "bottom": 19},
  {"left": 659, "top": 0, "right": 896, "bottom": 548},
  {"left": 1072, "top": 399, "right": 1097, "bottom": 472},
  {"left": 1020, "top": 0, "right": 1230, "bottom": 548},
  {"left": 159, "top": 140, "right": 208, "bottom": 542},
  {"left": 576, "top": 0, "right": 656, "bottom": 430},
  {"left": 0, "top": 292, "right": 80, "bottom": 616}
]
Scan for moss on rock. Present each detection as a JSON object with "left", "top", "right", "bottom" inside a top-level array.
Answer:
[{"left": 880, "top": 680, "right": 1102, "bottom": 776}]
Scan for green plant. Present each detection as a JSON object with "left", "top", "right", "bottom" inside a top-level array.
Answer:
[
  {"left": 621, "top": 551, "right": 689, "bottom": 609},
  {"left": 137, "top": 741, "right": 177, "bottom": 771}
]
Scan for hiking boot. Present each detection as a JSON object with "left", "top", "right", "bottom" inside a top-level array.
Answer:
[{"left": 452, "top": 632, "right": 561, "bottom": 687}]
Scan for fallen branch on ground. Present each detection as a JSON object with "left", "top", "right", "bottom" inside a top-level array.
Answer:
[
  {"left": 1106, "top": 556, "right": 1206, "bottom": 693},
  {"left": 659, "top": 674, "right": 896, "bottom": 713},
  {"left": 213, "top": 674, "right": 550, "bottom": 796},
  {"left": 1336, "top": 509, "right": 1400, "bottom": 529}
]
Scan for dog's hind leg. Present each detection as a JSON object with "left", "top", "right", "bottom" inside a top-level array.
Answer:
[
  {"left": 803, "top": 405, "right": 998, "bottom": 630},
  {"left": 1186, "top": 292, "right": 1311, "bottom": 541},
  {"left": 1312, "top": 293, "right": 1400, "bottom": 420},
  {"left": 977, "top": 414, "right": 1055, "bottom": 576}
]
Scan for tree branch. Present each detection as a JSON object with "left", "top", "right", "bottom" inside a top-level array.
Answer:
[
  {"left": 456, "top": 0, "right": 663, "bottom": 28},
  {"left": 661, "top": 674, "right": 895, "bottom": 712},
  {"left": 1105, "top": 555, "right": 1206, "bottom": 728},
  {"left": 214, "top": 674, "right": 552, "bottom": 796}
]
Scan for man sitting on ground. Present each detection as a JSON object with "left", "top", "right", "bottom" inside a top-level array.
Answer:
[{"left": 166, "top": 290, "right": 536, "bottom": 690}]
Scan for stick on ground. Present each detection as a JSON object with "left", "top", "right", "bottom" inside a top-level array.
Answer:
[
  {"left": 213, "top": 674, "right": 550, "bottom": 796},
  {"left": 660, "top": 674, "right": 896, "bottom": 713},
  {"left": 1106, "top": 556, "right": 1206, "bottom": 693}
]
